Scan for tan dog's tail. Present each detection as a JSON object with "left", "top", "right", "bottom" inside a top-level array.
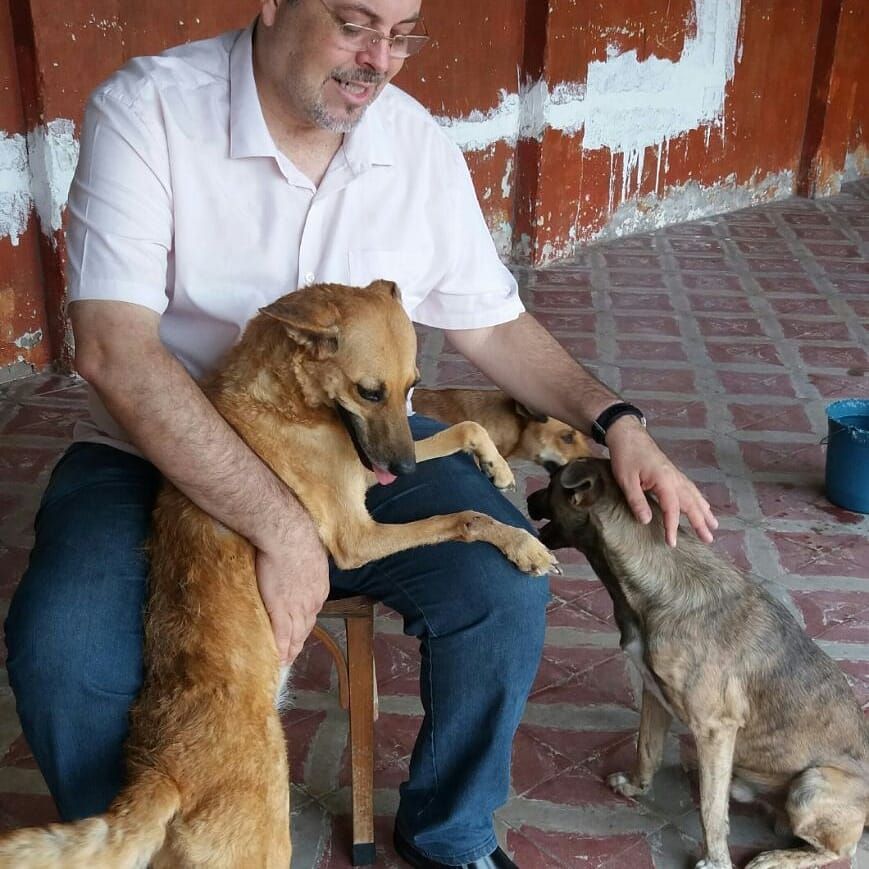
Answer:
[{"left": 0, "top": 769, "right": 180, "bottom": 869}]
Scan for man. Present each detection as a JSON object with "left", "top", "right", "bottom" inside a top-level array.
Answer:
[{"left": 5, "top": 1, "right": 717, "bottom": 867}]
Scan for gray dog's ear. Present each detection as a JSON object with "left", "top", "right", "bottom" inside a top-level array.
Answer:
[
  {"left": 560, "top": 460, "right": 595, "bottom": 490},
  {"left": 514, "top": 401, "right": 548, "bottom": 423},
  {"left": 560, "top": 460, "right": 598, "bottom": 507},
  {"left": 260, "top": 292, "right": 340, "bottom": 360}
]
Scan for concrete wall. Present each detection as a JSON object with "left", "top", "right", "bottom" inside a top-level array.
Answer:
[{"left": 1, "top": 0, "right": 867, "bottom": 378}]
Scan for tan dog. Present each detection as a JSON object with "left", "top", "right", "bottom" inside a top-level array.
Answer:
[
  {"left": 0, "top": 281, "right": 555, "bottom": 869},
  {"left": 527, "top": 458, "right": 869, "bottom": 869},
  {"left": 412, "top": 387, "right": 592, "bottom": 471}
]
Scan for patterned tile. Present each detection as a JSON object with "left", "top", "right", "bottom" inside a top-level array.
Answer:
[{"left": 1, "top": 179, "right": 868, "bottom": 867}]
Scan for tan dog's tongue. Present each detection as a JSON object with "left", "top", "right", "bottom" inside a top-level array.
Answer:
[{"left": 373, "top": 466, "right": 397, "bottom": 486}]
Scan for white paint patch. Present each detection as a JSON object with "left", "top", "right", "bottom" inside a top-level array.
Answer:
[
  {"left": 0, "top": 120, "right": 78, "bottom": 246},
  {"left": 0, "top": 133, "right": 32, "bottom": 246},
  {"left": 438, "top": 91, "right": 523, "bottom": 152},
  {"left": 489, "top": 220, "right": 514, "bottom": 258},
  {"left": 526, "top": 169, "right": 793, "bottom": 265},
  {"left": 814, "top": 145, "right": 869, "bottom": 197},
  {"left": 14, "top": 329, "right": 43, "bottom": 350},
  {"left": 500, "top": 156, "right": 514, "bottom": 199},
  {"left": 589, "top": 169, "right": 794, "bottom": 250},
  {"left": 27, "top": 119, "right": 79, "bottom": 239},
  {"left": 437, "top": 0, "right": 742, "bottom": 204}
]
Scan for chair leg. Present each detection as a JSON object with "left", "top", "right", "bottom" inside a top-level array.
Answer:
[
  {"left": 311, "top": 624, "right": 350, "bottom": 710},
  {"left": 346, "top": 613, "right": 376, "bottom": 866}
]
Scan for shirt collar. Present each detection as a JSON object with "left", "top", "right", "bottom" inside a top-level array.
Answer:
[
  {"left": 341, "top": 90, "right": 395, "bottom": 173},
  {"left": 229, "top": 20, "right": 279, "bottom": 160}
]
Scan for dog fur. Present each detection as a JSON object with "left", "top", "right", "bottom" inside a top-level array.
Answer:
[
  {"left": 527, "top": 458, "right": 869, "bottom": 869},
  {"left": 0, "top": 281, "right": 555, "bottom": 868},
  {"left": 412, "top": 387, "right": 592, "bottom": 471}
]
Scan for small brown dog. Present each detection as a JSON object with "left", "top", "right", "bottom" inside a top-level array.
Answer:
[
  {"left": 527, "top": 458, "right": 869, "bottom": 869},
  {"left": 412, "top": 387, "right": 592, "bottom": 471},
  {"left": 0, "top": 281, "right": 555, "bottom": 868}
]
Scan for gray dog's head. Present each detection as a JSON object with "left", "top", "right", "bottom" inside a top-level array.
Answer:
[{"left": 527, "top": 457, "right": 626, "bottom": 550}]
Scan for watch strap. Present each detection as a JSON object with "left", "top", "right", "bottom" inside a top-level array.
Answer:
[{"left": 591, "top": 402, "right": 646, "bottom": 445}]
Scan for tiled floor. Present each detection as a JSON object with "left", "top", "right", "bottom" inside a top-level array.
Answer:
[{"left": 0, "top": 178, "right": 867, "bottom": 867}]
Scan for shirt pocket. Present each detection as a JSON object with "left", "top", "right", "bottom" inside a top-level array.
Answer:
[{"left": 348, "top": 249, "right": 427, "bottom": 312}]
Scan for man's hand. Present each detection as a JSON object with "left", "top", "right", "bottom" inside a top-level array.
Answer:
[
  {"left": 605, "top": 416, "right": 718, "bottom": 547},
  {"left": 255, "top": 516, "right": 330, "bottom": 665}
]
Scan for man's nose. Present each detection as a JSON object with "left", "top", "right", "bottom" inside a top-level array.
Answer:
[{"left": 357, "top": 36, "right": 392, "bottom": 74}]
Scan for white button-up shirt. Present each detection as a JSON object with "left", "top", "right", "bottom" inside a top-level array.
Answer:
[{"left": 66, "top": 22, "right": 522, "bottom": 451}]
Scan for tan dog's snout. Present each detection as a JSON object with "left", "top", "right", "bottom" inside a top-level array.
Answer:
[
  {"left": 515, "top": 403, "right": 592, "bottom": 471},
  {"left": 263, "top": 279, "right": 421, "bottom": 485}
]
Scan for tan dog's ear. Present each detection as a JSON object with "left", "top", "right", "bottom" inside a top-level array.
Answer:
[
  {"left": 260, "top": 292, "right": 340, "bottom": 359},
  {"left": 514, "top": 401, "right": 549, "bottom": 423},
  {"left": 367, "top": 279, "right": 402, "bottom": 302}
]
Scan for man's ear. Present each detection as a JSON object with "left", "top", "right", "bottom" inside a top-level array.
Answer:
[
  {"left": 259, "top": 0, "right": 279, "bottom": 27},
  {"left": 514, "top": 401, "right": 548, "bottom": 423},
  {"left": 260, "top": 291, "right": 340, "bottom": 359}
]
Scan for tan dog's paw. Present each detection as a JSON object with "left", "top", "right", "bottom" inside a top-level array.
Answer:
[
  {"left": 744, "top": 853, "right": 800, "bottom": 869},
  {"left": 607, "top": 772, "right": 648, "bottom": 797},
  {"left": 503, "top": 530, "right": 558, "bottom": 576},
  {"left": 695, "top": 859, "right": 733, "bottom": 869},
  {"left": 479, "top": 453, "right": 515, "bottom": 491}
]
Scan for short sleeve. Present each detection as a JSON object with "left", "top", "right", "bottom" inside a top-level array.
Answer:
[
  {"left": 409, "top": 143, "right": 525, "bottom": 330},
  {"left": 65, "top": 89, "right": 173, "bottom": 315}
]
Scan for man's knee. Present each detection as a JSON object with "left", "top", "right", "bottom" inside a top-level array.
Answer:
[
  {"left": 6, "top": 595, "right": 84, "bottom": 724},
  {"left": 429, "top": 541, "right": 549, "bottom": 651},
  {"left": 6, "top": 554, "right": 146, "bottom": 704}
]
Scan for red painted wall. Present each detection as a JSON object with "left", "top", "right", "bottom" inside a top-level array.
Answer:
[
  {"left": 813, "top": 0, "right": 869, "bottom": 195},
  {"left": 0, "top": 1, "right": 51, "bottom": 376},
  {"left": 1, "top": 0, "right": 866, "bottom": 376}
]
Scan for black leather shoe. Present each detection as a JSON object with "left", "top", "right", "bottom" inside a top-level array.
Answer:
[{"left": 394, "top": 827, "right": 518, "bottom": 868}]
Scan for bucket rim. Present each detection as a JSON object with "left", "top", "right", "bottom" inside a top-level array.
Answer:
[{"left": 826, "top": 398, "right": 869, "bottom": 425}]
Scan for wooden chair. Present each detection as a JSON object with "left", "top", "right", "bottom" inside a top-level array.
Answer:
[{"left": 311, "top": 595, "right": 378, "bottom": 866}]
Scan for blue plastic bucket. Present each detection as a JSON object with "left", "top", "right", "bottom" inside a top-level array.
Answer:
[{"left": 825, "top": 398, "right": 869, "bottom": 514}]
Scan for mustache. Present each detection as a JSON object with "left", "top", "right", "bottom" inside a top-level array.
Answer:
[{"left": 330, "top": 68, "right": 386, "bottom": 86}]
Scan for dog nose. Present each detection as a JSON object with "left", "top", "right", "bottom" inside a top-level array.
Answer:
[
  {"left": 526, "top": 489, "right": 551, "bottom": 521},
  {"left": 389, "top": 458, "right": 417, "bottom": 476}
]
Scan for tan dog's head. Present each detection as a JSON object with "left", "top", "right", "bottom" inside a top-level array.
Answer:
[
  {"left": 526, "top": 458, "right": 626, "bottom": 550},
  {"left": 514, "top": 402, "right": 593, "bottom": 472},
  {"left": 260, "top": 280, "right": 419, "bottom": 484}
]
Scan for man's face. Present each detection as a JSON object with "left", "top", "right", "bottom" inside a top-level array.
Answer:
[{"left": 257, "top": 0, "right": 423, "bottom": 133}]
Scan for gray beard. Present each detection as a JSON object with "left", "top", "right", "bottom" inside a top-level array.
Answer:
[{"left": 308, "top": 96, "right": 367, "bottom": 133}]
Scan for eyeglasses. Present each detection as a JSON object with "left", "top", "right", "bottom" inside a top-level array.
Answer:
[{"left": 317, "top": 0, "right": 430, "bottom": 59}]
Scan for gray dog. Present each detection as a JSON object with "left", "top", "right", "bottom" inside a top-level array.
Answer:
[{"left": 527, "top": 458, "right": 869, "bottom": 869}]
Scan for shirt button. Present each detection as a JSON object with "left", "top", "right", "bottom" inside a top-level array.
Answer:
[{"left": 304, "top": 272, "right": 315, "bottom": 286}]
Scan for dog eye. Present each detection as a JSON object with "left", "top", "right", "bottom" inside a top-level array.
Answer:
[
  {"left": 357, "top": 384, "right": 384, "bottom": 403},
  {"left": 561, "top": 432, "right": 575, "bottom": 444}
]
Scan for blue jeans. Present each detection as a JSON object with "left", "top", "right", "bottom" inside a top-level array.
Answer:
[{"left": 5, "top": 416, "right": 548, "bottom": 865}]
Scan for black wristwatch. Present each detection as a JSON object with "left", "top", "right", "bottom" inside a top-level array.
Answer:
[{"left": 590, "top": 402, "right": 646, "bottom": 445}]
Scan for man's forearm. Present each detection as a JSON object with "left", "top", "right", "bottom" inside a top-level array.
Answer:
[
  {"left": 446, "top": 312, "right": 621, "bottom": 433},
  {"left": 86, "top": 342, "right": 309, "bottom": 550}
]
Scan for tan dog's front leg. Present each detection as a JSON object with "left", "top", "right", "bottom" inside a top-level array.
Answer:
[
  {"left": 608, "top": 688, "right": 672, "bottom": 797},
  {"left": 328, "top": 512, "right": 558, "bottom": 576},
  {"left": 694, "top": 724, "right": 738, "bottom": 869},
  {"left": 414, "top": 422, "right": 515, "bottom": 490}
]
